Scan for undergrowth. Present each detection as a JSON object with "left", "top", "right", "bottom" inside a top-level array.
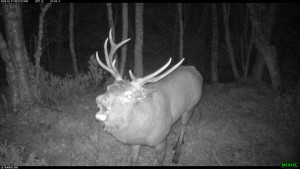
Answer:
[
  {"left": 39, "top": 54, "right": 104, "bottom": 105},
  {"left": 0, "top": 55, "right": 105, "bottom": 166},
  {"left": 0, "top": 140, "right": 46, "bottom": 166}
]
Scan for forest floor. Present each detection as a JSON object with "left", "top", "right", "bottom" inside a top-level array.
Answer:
[{"left": 0, "top": 80, "right": 299, "bottom": 166}]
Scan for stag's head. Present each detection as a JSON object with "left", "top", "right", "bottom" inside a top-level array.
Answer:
[{"left": 95, "top": 29, "right": 184, "bottom": 133}]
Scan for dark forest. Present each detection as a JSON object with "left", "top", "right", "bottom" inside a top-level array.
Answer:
[{"left": 0, "top": 3, "right": 299, "bottom": 166}]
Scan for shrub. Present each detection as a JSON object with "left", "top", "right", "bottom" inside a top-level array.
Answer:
[
  {"left": 88, "top": 54, "right": 105, "bottom": 85},
  {"left": 39, "top": 54, "right": 104, "bottom": 104},
  {"left": 0, "top": 140, "right": 46, "bottom": 166}
]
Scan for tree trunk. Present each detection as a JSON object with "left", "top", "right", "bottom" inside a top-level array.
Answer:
[
  {"left": 69, "top": 3, "right": 79, "bottom": 76},
  {"left": 120, "top": 3, "right": 129, "bottom": 77},
  {"left": 178, "top": 3, "right": 184, "bottom": 60},
  {"left": 53, "top": 7, "right": 63, "bottom": 73},
  {"left": 33, "top": 3, "right": 52, "bottom": 99},
  {"left": 248, "top": 3, "right": 283, "bottom": 94},
  {"left": 211, "top": 3, "right": 219, "bottom": 84},
  {"left": 253, "top": 52, "right": 265, "bottom": 81},
  {"left": 222, "top": 3, "right": 240, "bottom": 80},
  {"left": 243, "top": 31, "right": 254, "bottom": 78},
  {"left": 134, "top": 3, "right": 144, "bottom": 77},
  {"left": 106, "top": 3, "right": 115, "bottom": 31},
  {"left": 196, "top": 4, "right": 209, "bottom": 71},
  {"left": 262, "top": 46, "right": 281, "bottom": 90},
  {"left": 106, "top": 3, "right": 118, "bottom": 62},
  {"left": 3, "top": 4, "right": 33, "bottom": 108},
  {"left": 172, "top": 9, "right": 177, "bottom": 62},
  {"left": 0, "top": 33, "right": 19, "bottom": 112},
  {"left": 241, "top": 7, "right": 253, "bottom": 78}
]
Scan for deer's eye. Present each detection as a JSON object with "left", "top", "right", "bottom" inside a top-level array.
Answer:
[
  {"left": 124, "top": 91, "right": 134, "bottom": 99},
  {"left": 125, "top": 94, "right": 133, "bottom": 99},
  {"left": 119, "top": 94, "right": 131, "bottom": 103}
]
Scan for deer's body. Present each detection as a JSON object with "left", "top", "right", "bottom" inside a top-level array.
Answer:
[
  {"left": 95, "top": 30, "right": 203, "bottom": 165},
  {"left": 107, "top": 66, "right": 202, "bottom": 146}
]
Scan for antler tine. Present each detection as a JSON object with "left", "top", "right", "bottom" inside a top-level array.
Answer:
[
  {"left": 96, "top": 51, "right": 116, "bottom": 78},
  {"left": 106, "top": 29, "right": 131, "bottom": 79},
  {"left": 107, "top": 29, "right": 116, "bottom": 64},
  {"left": 112, "top": 59, "right": 122, "bottom": 80},
  {"left": 142, "top": 58, "right": 185, "bottom": 85},
  {"left": 98, "top": 29, "right": 131, "bottom": 80},
  {"left": 108, "top": 29, "right": 131, "bottom": 65},
  {"left": 132, "top": 58, "right": 172, "bottom": 85},
  {"left": 104, "top": 37, "right": 119, "bottom": 75},
  {"left": 130, "top": 58, "right": 185, "bottom": 87},
  {"left": 104, "top": 38, "right": 111, "bottom": 68},
  {"left": 129, "top": 70, "right": 136, "bottom": 81}
]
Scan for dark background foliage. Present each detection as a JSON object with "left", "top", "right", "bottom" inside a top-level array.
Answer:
[{"left": 1, "top": 3, "right": 299, "bottom": 86}]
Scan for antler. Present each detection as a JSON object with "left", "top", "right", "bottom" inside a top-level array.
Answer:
[
  {"left": 96, "top": 29, "right": 131, "bottom": 81},
  {"left": 130, "top": 58, "right": 185, "bottom": 87}
]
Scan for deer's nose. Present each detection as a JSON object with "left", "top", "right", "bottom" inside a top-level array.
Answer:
[{"left": 95, "top": 112, "right": 107, "bottom": 121}]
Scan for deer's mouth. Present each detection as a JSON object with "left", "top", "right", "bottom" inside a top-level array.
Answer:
[
  {"left": 95, "top": 104, "right": 108, "bottom": 121},
  {"left": 96, "top": 105, "right": 125, "bottom": 134},
  {"left": 96, "top": 111, "right": 118, "bottom": 134}
]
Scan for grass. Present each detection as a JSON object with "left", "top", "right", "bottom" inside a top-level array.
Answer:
[{"left": 0, "top": 80, "right": 299, "bottom": 166}]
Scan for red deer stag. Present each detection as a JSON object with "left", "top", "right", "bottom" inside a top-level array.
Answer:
[{"left": 95, "top": 29, "right": 203, "bottom": 165}]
